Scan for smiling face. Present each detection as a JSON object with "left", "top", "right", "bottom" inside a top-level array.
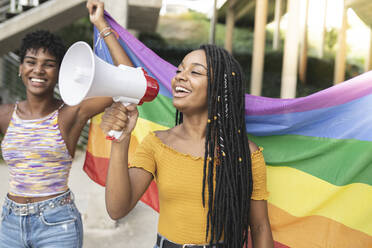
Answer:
[
  {"left": 171, "top": 49, "right": 209, "bottom": 115},
  {"left": 19, "top": 48, "right": 59, "bottom": 97}
]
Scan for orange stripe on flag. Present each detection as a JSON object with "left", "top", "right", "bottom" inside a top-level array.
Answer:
[
  {"left": 269, "top": 203, "right": 372, "bottom": 248},
  {"left": 86, "top": 116, "right": 112, "bottom": 158}
]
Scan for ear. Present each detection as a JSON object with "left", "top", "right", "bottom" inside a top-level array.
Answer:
[{"left": 18, "top": 64, "right": 23, "bottom": 76}]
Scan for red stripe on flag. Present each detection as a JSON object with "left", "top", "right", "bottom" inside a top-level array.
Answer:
[
  {"left": 84, "top": 151, "right": 160, "bottom": 211},
  {"left": 84, "top": 151, "right": 108, "bottom": 186},
  {"left": 140, "top": 181, "right": 159, "bottom": 212}
]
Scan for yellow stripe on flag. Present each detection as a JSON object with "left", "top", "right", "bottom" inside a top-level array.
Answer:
[
  {"left": 267, "top": 165, "right": 372, "bottom": 236},
  {"left": 88, "top": 116, "right": 168, "bottom": 158},
  {"left": 132, "top": 117, "right": 169, "bottom": 142}
]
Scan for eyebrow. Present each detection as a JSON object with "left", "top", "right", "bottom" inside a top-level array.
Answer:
[
  {"left": 180, "top": 62, "right": 207, "bottom": 70},
  {"left": 24, "top": 56, "right": 57, "bottom": 63},
  {"left": 192, "top": 63, "right": 207, "bottom": 70}
]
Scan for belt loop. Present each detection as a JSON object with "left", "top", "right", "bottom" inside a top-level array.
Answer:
[
  {"left": 69, "top": 191, "right": 74, "bottom": 201},
  {"left": 4, "top": 203, "right": 10, "bottom": 216}
]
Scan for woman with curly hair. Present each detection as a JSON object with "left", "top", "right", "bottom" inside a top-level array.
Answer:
[{"left": 0, "top": 15, "right": 132, "bottom": 248}]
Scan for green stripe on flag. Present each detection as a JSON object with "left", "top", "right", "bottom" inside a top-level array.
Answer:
[
  {"left": 138, "top": 94, "right": 175, "bottom": 128},
  {"left": 248, "top": 134, "right": 372, "bottom": 186}
]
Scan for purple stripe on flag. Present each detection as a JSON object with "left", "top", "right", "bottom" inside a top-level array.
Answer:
[
  {"left": 246, "top": 71, "right": 372, "bottom": 115},
  {"left": 105, "top": 12, "right": 372, "bottom": 117}
]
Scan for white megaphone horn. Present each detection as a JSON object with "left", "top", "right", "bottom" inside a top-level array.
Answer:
[{"left": 59, "top": 41, "right": 159, "bottom": 139}]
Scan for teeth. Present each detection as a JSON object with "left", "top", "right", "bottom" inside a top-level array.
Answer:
[
  {"left": 175, "top": 86, "right": 191, "bottom": 93},
  {"left": 31, "top": 78, "right": 46, "bottom": 83}
]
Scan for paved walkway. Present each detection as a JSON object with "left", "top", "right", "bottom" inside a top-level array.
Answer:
[{"left": 0, "top": 150, "right": 158, "bottom": 248}]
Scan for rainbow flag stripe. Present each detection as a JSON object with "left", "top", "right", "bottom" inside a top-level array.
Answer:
[{"left": 83, "top": 12, "right": 372, "bottom": 247}]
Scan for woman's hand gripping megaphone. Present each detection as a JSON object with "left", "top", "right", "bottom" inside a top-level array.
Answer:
[
  {"left": 101, "top": 102, "right": 139, "bottom": 142},
  {"left": 104, "top": 66, "right": 159, "bottom": 140}
]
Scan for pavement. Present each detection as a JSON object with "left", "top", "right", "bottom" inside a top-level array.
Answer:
[{"left": 0, "top": 150, "right": 159, "bottom": 248}]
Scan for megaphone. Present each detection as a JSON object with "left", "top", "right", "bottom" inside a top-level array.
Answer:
[{"left": 59, "top": 41, "right": 159, "bottom": 139}]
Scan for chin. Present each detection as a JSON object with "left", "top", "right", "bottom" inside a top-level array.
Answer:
[
  {"left": 172, "top": 101, "right": 184, "bottom": 112},
  {"left": 172, "top": 98, "right": 181, "bottom": 107},
  {"left": 28, "top": 88, "right": 54, "bottom": 97}
]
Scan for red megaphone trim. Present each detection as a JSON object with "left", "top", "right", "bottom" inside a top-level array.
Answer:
[{"left": 139, "top": 68, "right": 159, "bottom": 105}]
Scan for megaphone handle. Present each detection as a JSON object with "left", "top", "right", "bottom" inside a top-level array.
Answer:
[
  {"left": 106, "top": 102, "right": 130, "bottom": 140},
  {"left": 106, "top": 130, "right": 124, "bottom": 140}
]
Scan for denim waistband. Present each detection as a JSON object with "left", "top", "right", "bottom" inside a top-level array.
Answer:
[{"left": 3, "top": 190, "right": 74, "bottom": 216}]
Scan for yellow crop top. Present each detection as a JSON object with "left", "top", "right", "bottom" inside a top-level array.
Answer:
[{"left": 129, "top": 132, "right": 269, "bottom": 245}]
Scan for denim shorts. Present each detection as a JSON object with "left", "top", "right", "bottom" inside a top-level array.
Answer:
[{"left": 0, "top": 190, "right": 83, "bottom": 248}]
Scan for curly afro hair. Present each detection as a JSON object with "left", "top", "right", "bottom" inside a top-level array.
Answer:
[{"left": 19, "top": 30, "right": 66, "bottom": 66}]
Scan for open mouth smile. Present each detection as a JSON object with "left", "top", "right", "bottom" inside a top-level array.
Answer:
[
  {"left": 173, "top": 86, "right": 192, "bottom": 97},
  {"left": 30, "top": 77, "right": 47, "bottom": 87}
]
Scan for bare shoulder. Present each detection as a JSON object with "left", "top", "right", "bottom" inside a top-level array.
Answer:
[
  {"left": 248, "top": 140, "right": 259, "bottom": 153},
  {"left": 154, "top": 127, "right": 178, "bottom": 144},
  {"left": 0, "top": 103, "right": 14, "bottom": 114},
  {"left": 0, "top": 103, "right": 15, "bottom": 134},
  {"left": 57, "top": 104, "right": 82, "bottom": 137},
  {"left": 153, "top": 128, "right": 173, "bottom": 140}
]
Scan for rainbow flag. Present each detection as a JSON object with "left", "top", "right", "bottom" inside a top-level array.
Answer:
[{"left": 83, "top": 13, "right": 372, "bottom": 248}]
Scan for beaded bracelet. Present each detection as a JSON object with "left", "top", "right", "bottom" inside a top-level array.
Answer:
[
  {"left": 95, "top": 27, "right": 119, "bottom": 48},
  {"left": 101, "top": 29, "right": 119, "bottom": 39},
  {"left": 98, "top": 26, "right": 111, "bottom": 37}
]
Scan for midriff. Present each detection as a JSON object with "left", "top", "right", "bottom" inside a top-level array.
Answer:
[{"left": 7, "top": 191, "right": 67, "bottom": 204}]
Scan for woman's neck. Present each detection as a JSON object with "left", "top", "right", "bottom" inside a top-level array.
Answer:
[
  {"left": 179, "top": 112, "right": 208, "bottom": 140},
  {"left": 21, "top": 95, "right": 60, "bottom": 118}
]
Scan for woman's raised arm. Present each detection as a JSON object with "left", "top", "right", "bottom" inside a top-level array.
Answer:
[{"left": 100, "top": 103, "right": 153, "bottom": 219}]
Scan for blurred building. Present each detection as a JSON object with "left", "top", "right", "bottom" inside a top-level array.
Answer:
[
  {"left": 0, "top": 0, "right": 162, "bottom": 104},
  {"left": 218, "top": 0, "right": 372, "bottom": 97},
  {"left": 162, "top": 3, "right": 188, "bottom": 15}
]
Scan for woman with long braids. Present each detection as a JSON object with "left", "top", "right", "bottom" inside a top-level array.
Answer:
[{"left": 98, "top": 5, "right": 274, "bottom": 248}]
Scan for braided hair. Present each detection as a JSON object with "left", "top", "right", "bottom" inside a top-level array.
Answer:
[{"left": 176, "top": 44, "right": 253, "bottom": 247}]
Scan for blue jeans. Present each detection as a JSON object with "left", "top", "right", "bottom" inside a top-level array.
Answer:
[{"left": 0, "top": 190, "right": 83, "bottom": 248}]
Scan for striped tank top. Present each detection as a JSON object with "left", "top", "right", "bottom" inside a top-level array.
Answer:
[{"left": 1, "top": 103, "right": 73, "bottom": 197}]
